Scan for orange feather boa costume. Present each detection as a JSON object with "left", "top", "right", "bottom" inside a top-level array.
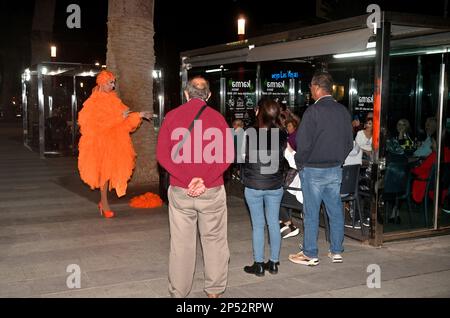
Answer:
[{"left": 78, "top": 71, "right": 141, "bottom": 197}]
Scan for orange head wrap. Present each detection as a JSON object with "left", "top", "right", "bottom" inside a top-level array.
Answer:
[{"left": 96, "top": 70, "right": 115, "bottom": 85}]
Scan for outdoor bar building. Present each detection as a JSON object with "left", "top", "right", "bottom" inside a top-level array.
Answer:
[
  {"left": 179, "top": 12, "right": 450, "bottom": 245},
  {"left": 21, "top": 63, "right": 165, "bottom": 159},
  {"left": 21, "top": 63, "right": 101, "bottom": 158}
]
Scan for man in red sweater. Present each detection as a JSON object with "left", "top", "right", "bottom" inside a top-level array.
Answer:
[{"left": 156, "top": 76, "right": 233, "bottom": 298}]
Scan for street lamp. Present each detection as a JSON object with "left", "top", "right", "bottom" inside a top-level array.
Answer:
[
  {"left": 50, "top": 45, "right": 57, "bottom": 58},
  {"left": 237, "top": 16, "right": 246, "bottom": 41}
]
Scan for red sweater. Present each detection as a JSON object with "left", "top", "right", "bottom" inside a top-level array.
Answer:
[
  {"left": 411, "top": 147, "right": 450, "bottom": 203},
  {"left": 156, "top": 98, "right": 234, "bottom": 188}
]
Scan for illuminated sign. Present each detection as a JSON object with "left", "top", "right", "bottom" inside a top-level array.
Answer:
[
  {"left": 266, "top": 81, "right": 285, "bottom": 89},
  {"left": 231, "top": 80, "right": 252, "bottom": 88},
  {"left": 271, "top": 71, "right": 299, "bottom": 80},
  {"left": 358, "top": 95, "right": 374, "bottom": 106}
]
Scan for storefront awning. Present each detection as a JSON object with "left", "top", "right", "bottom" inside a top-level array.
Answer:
[
  {"left": 181, "top": 12, "right": 450, "bottom": 68},
  {"left": 247, "top": 28, "right": 372, "bottom": 62},
  {"left": 183, "top": 47, "right": 250, "bottom": 68},
  {"left": 391, "top": 31, "right": 450, "bottom": 49},
  {"left": 183, "top": 28, "right": 372, "bottom": 68}
]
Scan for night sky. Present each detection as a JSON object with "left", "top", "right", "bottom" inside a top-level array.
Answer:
[{"left": 0, "top": 0, "right": 448, "bottom": 117}]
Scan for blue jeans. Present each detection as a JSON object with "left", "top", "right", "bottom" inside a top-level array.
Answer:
[
  {"left": 300, "top": 166, "right": 344, "bottom": 258},
  {"left": 244, "top": 187, "right": 283, "bottom": 263}
]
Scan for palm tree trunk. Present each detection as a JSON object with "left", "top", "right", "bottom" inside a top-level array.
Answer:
[
  {"left": 31, "top": 0, "right": 55, "bottom": 66},
  {"left": 107, "top": 0, "right": 158, "bottom": 186}
]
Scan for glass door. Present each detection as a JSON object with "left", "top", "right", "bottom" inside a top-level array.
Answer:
[
  {"left": 383, "top": 52, "right": 444, "bottom": 234},
  {"left": 24, "top": 72, "right": 39, "bottom": 151},
  {"left": 42, "top": 73, "right": 75, "bottom": 156}
]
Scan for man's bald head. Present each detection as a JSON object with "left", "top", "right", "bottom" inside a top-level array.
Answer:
[{"left": 184, "top": 76, "right": 211, "bottom": 101}]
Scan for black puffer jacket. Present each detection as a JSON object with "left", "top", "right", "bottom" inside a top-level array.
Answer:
[{"left": 242, "top": 127, "right": 287, "bottom": 190}]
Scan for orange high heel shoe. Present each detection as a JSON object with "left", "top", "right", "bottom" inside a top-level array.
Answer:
[{"left": 98, "top": 202, "right": 115, "bottom": 218}]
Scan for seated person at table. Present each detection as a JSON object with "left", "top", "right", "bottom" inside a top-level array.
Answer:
[
  {"left": 414, "top": 117, "right": 437, "bottom": 158},
  {"left": 355, "top": 117, "right": 373, "bottom": 160},
  {"left": 279, "top": 143, "right": 302, "bottom": 239},
  {"left": 352, "top": 112, "right": 373, "bottom": 138},
  {"left": 411, "top": 134, "right": 450, "bottom": 204},
  {"left": 286, "top": 118, "right": 299, "bottom": 151},
  {"left": 387, "top": 118, "right": 415, "bottom": 157}
]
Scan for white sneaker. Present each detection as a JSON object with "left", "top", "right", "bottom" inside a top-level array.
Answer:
[
  {"left": 328, "top": 252, "right": 343, "bottom": 263},
  {"left": 344, "top": 220, "right": 361, "bottom": 229},
  {"left": 288, "top": 251, "right": 319, "bottom": 266},
  {"left": 362, "top": 218, "right": 371, "bottom": 227},
  {"left": 281, "top": 224, "right": 300, "bottom": 239}
]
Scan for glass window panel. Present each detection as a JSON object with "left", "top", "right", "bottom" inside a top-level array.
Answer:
[{"left": 383, "top": 53, "right": 442, "bottom": 233}]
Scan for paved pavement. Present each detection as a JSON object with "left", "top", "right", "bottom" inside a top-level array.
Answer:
[{"left": 1, "top": 122, "right": 450, "bottom": 298}]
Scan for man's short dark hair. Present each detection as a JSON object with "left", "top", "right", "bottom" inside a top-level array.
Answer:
[{"left": 311, "top": 71, "right": 333, "bottom": 94}]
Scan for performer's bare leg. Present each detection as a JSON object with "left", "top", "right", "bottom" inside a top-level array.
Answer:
[{"left": 100, "top": 181, "right": 111, "bottom": 212}]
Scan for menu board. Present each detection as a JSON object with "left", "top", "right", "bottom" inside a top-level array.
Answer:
[
  {"left": 226, "top": 79, "right": 256, "bottom": 126},
  {"left": 261, "top": 78, "right": 289, "bottom": 107},
  {"left": 355, "top": 95, "right": 374, "bottom": 112}
]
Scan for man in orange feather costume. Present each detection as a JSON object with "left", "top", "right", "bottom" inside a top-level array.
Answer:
[{"left": 78, "top": 70, "right": 151, "bottom": 218}]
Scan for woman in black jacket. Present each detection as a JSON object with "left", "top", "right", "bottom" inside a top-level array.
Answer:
[{"left": 242, "top": 98, "right": 287, "bottom": 276}]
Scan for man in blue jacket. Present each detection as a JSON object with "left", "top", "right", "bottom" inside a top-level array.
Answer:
[{"left": 289, "top": 71, "right": 353, "bottom": 266}]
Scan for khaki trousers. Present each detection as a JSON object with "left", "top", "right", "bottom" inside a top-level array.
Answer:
[{"left": 168, "top": 185, "right": 230, "bottom": 298}]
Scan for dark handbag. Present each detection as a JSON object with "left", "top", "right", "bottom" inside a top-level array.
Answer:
[{"left": 158, "top": 104, "right": 208, "bottom": 202}]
